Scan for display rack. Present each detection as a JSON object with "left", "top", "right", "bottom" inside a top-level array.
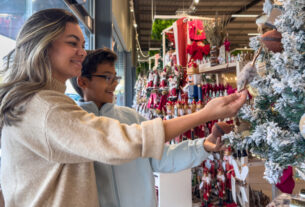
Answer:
[{"left": 199, "top": 62, "right": 237, "bottom": 73}]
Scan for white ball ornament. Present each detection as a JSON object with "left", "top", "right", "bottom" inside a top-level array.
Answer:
[{"left": 300, "top": 113, "right": 305, "bottom": 138}]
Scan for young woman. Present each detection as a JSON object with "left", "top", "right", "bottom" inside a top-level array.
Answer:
[{"left": 0, "top": 9, "right": 247, "bottom": 207}]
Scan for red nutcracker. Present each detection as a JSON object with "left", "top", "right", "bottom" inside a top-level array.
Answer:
[
  {"left": 199, "top": 168, "right": 211, "bottom": 207},
  {"left": 168, "top": 75, "right": 178, "bottom": 100},
  {"left": 217, "top": 168, "right": 226, "bottom": 206},
  {"left": 156, "top": 91, "right": 167, "bottom": 117},
  {"left": 195, "top": 100, "right": 205, "bottom": 138},
  {"left": 183, "top": 102, "right": 193, "bottom": 139},
  {"left": 205, "top": 158, "right": 216, "bottom": 179},
  {"left": 159, "top": 69, "right": 168, "bottom": 90},
  {"left": 225, "top": 158, "right": 235, "bottom": 203},
  {"left": 147, "top": 71, "right": 154, "bottom": 89},
  {"left": 152, "top": 69, "right": 159, "bottom": 89},
  {"left": 164, "top": 101, "right": 173, "bottom": 120}
]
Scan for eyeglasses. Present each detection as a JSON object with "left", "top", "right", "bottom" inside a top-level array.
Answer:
[{"left": 83, "top": 74, "right": 122, "bottom": 84}]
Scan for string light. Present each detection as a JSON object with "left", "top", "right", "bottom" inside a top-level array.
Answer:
[{"left": 129, "top": 0, "right": 149, "bottom": 59}]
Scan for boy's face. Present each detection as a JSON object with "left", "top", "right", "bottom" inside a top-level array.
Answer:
[{"left": 80, "top": 62, "right": 118, "bottom": 108}]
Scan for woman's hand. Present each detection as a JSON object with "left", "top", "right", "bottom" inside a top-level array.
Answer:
[{"left": 202, "top": 90, "right": 247, "bottom": 121}]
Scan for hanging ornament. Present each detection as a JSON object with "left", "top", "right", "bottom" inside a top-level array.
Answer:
[
  {"left": 261, "top": 29, "right": 283, "bottom": 53},
  {"left": 300, "top": 113, "right": 305, "bottom": 138},
  {"left": 246, "top": 85, "right": 259, "bottom": 98},
  {"left": 237, "top": 47, "right": 262, "bottom": 91}
]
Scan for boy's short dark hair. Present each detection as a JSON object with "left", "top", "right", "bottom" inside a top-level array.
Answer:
[
  {"left": 81, "top": 48, "right": 117, "bottom": 77},
  {"left": 70, "top": 48, "right": 117, "bottom": 98}
]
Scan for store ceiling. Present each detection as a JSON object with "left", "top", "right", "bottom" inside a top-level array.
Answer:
[{"left": 134, "top": 0, "right": 264, "bottom": 51}]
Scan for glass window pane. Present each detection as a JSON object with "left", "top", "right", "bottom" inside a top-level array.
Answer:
[
  {"left": 0, "top": 0, "right": 93, "bottom": 96},
  {"left": 114, "top": 43, "right": 126, "bottom": 106}
]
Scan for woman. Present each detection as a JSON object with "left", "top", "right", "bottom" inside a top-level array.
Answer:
[{"left": 0, "top": 9, "right": 247, "bottom": 207}]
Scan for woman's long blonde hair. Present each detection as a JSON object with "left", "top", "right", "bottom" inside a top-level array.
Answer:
[{"left": 0, "top": 9, "right": 78, "bottom": 126}]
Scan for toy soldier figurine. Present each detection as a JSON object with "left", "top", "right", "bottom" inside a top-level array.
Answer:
[
  {"left": 152, "top": 68, "right": 159, "bottom": 89},
  {"left": 199, "top": 168, "right": 211, "bottom": 207},
  {"left": 147, "top": 71, "right": 154, "bottom": 89},
  {"left": 159, "top": 69, "right": 168, "bottom": 90},
  {"left": 168, "top": 75, "right": 178, "bottom": 101},
  {"left": 165, "top": 101, "right": 173, "bottom": 120},
  {"left": 217, "top": 168, "right": 226, "bottom": 206},
  {"left": 225, "top": 159, "right": 235, "bottom": 203}
]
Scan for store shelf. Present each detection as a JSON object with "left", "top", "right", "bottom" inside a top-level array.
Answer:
[{"left": 199, "top": 62, "right": 237, "bottom": 73}]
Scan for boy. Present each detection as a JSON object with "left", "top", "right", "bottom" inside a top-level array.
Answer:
[{"left": 70, "top": 48, "right": 224, "bottom": 207}]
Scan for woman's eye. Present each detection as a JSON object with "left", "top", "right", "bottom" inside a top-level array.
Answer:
[{"left": 67, "top": 42, "right": 77, "bottom": 47}]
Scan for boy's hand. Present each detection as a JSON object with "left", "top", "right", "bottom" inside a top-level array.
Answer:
[{"left": 203, "top": 136, "right": 226, "bottom": 152}]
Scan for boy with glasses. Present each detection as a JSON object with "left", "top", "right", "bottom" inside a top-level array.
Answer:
[{"left": 70, "top": 48, "right": 224, "bottom": 207}]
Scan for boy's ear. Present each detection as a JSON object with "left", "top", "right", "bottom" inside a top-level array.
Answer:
[{"left": 77, "top": 76, "right": 88, "bottom": 89}]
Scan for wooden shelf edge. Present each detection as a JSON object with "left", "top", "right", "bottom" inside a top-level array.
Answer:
[{"left": 199, "top": 62, "right": 237, "bottom": 73}]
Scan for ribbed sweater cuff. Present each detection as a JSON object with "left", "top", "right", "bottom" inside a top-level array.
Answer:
[{"left": 141, "top": 118, "right": 165, "bottom": 160}]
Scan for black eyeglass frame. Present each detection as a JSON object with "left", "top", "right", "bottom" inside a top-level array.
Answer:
[{"left": 82, "top": 74, "right": 122, "bottom": 84}]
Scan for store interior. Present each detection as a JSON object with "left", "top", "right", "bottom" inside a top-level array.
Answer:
[
  {"left": 0, "top": 0, "right": 304, "bottom": 207},
  {"left": 131, "top": 0, "right": 305, "bottom": 207}
]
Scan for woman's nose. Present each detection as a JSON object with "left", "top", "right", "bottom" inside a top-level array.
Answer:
[{"left": 78, "top": 47, "right": 87, "bottom": 57}]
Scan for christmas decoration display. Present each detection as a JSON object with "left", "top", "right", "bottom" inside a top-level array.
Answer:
[
  {"left": 223, "top": 0, "right": 305, "bottom": 186},
  {"left": 133, "top": 15, "right": 256, "bottom": 206}
]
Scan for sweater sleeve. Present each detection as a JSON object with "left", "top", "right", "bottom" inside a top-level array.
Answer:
[
  {"left": 44, "top": 96, "right": 165, "bottom": 165},
  {"left": 150, "top": 139, "right": 210, "bottom": 173}
]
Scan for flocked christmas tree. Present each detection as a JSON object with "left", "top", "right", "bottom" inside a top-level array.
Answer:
[{"left": 224, "top": 0, "right": 305, "bottom": 184}]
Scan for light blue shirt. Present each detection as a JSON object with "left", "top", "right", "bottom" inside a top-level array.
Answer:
[{"left": 77, "top": 101, "right": 210, "bottom": 207}]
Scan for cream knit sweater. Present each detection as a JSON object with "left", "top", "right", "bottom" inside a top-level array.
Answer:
[{"left": 1, "top": 80, "right": 165, "bottom": 207}]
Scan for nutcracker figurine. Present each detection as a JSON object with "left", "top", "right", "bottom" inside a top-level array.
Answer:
[
  {"left": 159, "top": 69, "right": 168, "bottom": 90},
  {"left": 147, "top": 71, "right": 154, "bottom": 89},
  {"left": 217, "top": 168, "right": 226, "bottom": 206},
  {"left": 225, "top": 156, "right": 235, "bottom": 203},
  {"left": 165, "top": 101, "right": 173, "bottom": 120},
  {"left": 195, "top": 100, "right": 205, "bottom": 138},
  {"left": 183, "top": 102, "right": 193, "bottom": 139},
  {"left": 199, "top": 168, "right": 211, "bottom": 207},
  {"left": 168, "top": 75, "right": 178, "bottom": 100},
  {"left": 152, "top": 68, "right": 159, "bottom": 89}
]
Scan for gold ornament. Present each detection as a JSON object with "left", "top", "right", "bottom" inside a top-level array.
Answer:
[
  {"left": 300, "top": 113, "right": 305, "bottom": 138},
  {"left": 247, "top": 85, "right": 259, "bottom": 97}
]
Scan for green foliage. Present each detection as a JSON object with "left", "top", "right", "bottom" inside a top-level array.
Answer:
[
  {"left": 151, "top": 19, "right": 176, "bottom": 40},
  {"left": 148, "top": 50, "right": 159, "bottom": 57},
  {"left": 136, "top": 62, "right": 149, "bottom": 78}
]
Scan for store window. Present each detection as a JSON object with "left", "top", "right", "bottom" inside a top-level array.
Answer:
[
  {"left": 0, "top": 0, "right": 93, "bottom": 97},
  {"left": 113, "top": 39, "right": 126, "bottom": 106}
]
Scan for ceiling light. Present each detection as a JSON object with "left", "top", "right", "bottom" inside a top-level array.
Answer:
[
  {"left": 133, "top": 23, "right": 138, "bottom": 28},
  {"left": 231, "top": 14, "right": 259, "bottom": 18},
  {"left": 194, "top": 0, "right": 199, "bottom": 4},
  {"left": 0, "top": 13, "right": 11, "bottom": 17},
  {"left": 248, "top": 33, "right": 260, "bottom": 36}
]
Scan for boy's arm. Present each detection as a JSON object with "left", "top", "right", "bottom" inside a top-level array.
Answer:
[{"left": 150, "top": 139, "right": 210, "bottom": 173}]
